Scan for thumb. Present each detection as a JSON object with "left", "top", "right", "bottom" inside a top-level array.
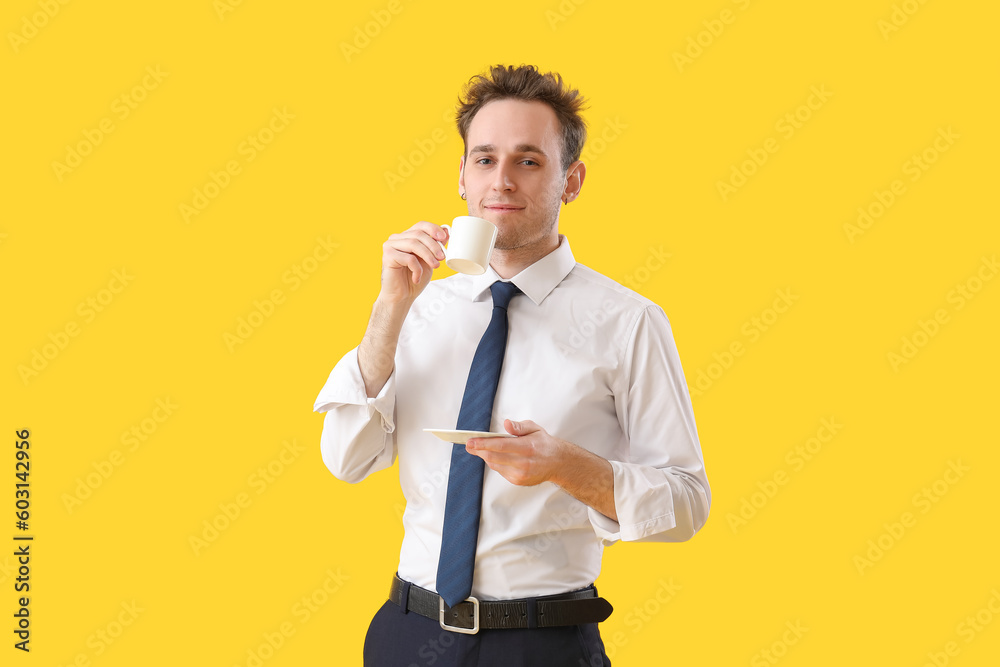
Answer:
[{"left": 505, "top": 418, "right": 540, "bottom": 435}]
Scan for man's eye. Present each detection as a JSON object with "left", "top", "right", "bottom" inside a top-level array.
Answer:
[
  {"left": 522, "top": 159, "right": 538, "bottom": 166},
  {"left": 476, "top": 158, "right": 493, "bottom": 165}
]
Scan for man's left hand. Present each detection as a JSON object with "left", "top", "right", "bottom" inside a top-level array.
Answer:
[
  {"left": 466, "top": 419, "right": 618, "bottom": 522},
  {"left": 466, "top": 419, "right": 566, "bottom": 487}
]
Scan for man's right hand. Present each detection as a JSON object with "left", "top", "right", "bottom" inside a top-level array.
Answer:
[
  {"left": 358, "top": 221, "right": 449, "bottom": 398},
  {"left": 378, "top": 221, "right": 449, "bottom": 305}
]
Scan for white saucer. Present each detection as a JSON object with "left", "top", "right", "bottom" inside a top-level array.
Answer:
[{"left": 423, "top": 428, "right": 514, "bottom": 444}]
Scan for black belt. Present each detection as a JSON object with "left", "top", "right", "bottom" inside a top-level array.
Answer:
[{"left": 389, "top": 574, "right": 613, "bottom": 634}]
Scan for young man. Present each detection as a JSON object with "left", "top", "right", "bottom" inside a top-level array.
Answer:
[{"left": 314, "top": 64, "right": 710, "bottom": 666}]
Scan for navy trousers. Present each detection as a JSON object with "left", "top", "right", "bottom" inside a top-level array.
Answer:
[{"left": 363, "top": 594, "right": 612, "bottom": 667}]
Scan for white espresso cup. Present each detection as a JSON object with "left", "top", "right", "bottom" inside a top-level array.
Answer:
[{"left": 439, "top": 216, "right": 498, "bottom": 275}]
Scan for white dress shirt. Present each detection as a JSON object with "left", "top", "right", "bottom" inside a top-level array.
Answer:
[{"left": 313, "top": 234, "right": 710, "bottom": 600}]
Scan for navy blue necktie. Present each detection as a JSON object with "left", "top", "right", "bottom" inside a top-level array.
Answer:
[{"left": 436, "top": 280, "right": 522, "bottom": 608}]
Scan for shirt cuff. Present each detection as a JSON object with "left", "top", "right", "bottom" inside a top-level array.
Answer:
[
  {"left": 588, "top": 460, "right": 679, "bottom": 544},
  {"left": 312, "top": 348, "right": 396, "bottom": 433}
]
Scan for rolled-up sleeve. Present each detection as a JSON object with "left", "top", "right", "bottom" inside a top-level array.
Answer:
[
  {"left": 313, "top": 347, "right": 397, "bottom": 484},
  {"left": 590, "top": 305, "right": 711, "bottom": 544}
]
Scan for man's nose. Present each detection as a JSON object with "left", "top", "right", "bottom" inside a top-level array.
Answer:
[{"left": 492, "top": 161, "right": 516, "bottom": 192}]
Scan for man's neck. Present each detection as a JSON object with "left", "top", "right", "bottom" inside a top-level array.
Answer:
[{"left": 489, "top": 234, "right": 560, "bottom": 279}]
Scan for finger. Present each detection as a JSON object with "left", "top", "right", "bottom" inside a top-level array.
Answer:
[
  {"left": 386, "top": 236, "right": 442, "bottom": 268},
  {"left": 466, "top": 438, "right": 486, "bottom": 453},
  {"left": 467, "top": 436, "right": 517, "bottom": 453},
  {"left": 396, "top": 224, "right": 449, "bottom": 260},
  {"left": 468, "top": 443, "right": 528, "bottom": 472},
  {"left": 411, "top": 223, "right": 450, "bottom": 259},
  {"left": 406, "top": 220, "right": 450, "bottom": 243},
  {"left": 384, "top": 248, "right": 425, "bottom": 279},
  {"left": 384, "top": 249, "right": 425, "bottom": 285},
  {"left": 504, "top": 419, "right": 541, "bottom": 435},
  {"left": 467, "top": 446, "right": 518, "bottom": 469}
]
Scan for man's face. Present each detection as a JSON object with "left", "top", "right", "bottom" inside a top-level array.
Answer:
[{"left": 459, "top": 99, "right": 577, "bottom": 252}]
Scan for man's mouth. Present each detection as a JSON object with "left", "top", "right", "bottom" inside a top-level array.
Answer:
[{"left": 484, "top": 204, "right": 524, "bottom": 212}]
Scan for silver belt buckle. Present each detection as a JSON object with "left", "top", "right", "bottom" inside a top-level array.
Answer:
[{"left": 439, "top": 596, "right": 480, "bottom": 634}]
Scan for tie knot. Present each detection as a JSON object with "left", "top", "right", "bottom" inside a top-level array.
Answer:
[{"left": 490, "top": 281, "right": 521, "bottom": 310}]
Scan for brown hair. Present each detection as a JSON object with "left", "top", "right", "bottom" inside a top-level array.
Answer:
[{"left": 455, "top": 64, "right": 588, "bottom": 174}]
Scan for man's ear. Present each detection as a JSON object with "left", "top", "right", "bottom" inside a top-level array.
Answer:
[
  {"left": 562, "top": 160, "right": 586, "bottom": 204},
  {"left": 458, "top": 155, "right": 466, "bottom": 197}
]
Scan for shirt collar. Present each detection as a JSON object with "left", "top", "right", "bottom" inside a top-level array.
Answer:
[{"left": 468, "top": 234, "right": 576, "bottom": 306}]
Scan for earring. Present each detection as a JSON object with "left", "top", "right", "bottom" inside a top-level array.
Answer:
[{"left": 460, "top": 192, "right": 466, "bottom": 200}]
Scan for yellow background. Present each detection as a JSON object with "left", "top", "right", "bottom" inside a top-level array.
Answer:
[{"left": 3, "top": 0, "right": 998, "bottom": 665}]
